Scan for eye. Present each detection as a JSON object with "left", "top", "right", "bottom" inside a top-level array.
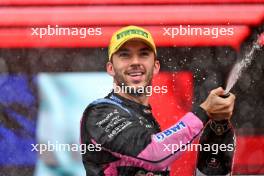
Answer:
[
  {"left": 118, "top": 52, "right": 130, "bottom": 58},
  {"left": 140, "top": 51, "right": 151, "bottom": 57}
]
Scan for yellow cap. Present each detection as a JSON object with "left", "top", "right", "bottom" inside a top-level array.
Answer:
[{"left": 108, "top": 25, "right": 157, "bottom": 60}]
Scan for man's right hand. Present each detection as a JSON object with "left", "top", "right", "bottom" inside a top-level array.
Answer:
[{"left": 200, "top": 87, "right": 236, "bottom": 121}]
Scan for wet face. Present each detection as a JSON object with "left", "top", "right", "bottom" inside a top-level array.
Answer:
[{"left": 107, "top": 40, "right": 160, "bottom": 96}]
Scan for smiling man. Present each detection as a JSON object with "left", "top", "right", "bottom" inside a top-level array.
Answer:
[{"left": 80, "top": 26, "right": 236, "bottom": 176}]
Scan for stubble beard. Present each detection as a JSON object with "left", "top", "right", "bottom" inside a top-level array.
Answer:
[{"left": 113, "top": 67, "right": 153, "bottom": 97}]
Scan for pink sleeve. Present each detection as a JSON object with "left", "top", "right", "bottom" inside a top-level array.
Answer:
[
  {"left": 105, "top": 112, "right": 204, "bottom": 171},
  {"left": 137, "top": 112, "right": 203, "bottom": 169}
]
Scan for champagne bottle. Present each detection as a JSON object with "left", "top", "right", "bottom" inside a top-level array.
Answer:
[{"left": 195, "top": 94, "right": 236, "bottom": 176}]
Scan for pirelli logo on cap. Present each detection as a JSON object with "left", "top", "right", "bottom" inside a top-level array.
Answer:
[{"left": 116, "top": 29, "right": 149, "bottom": 40}]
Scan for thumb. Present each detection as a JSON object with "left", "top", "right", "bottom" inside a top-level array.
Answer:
[{"left": 211, "top": 87, "right": 225, "bottom": 96}]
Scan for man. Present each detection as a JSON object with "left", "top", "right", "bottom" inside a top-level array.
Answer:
[{"left": 80, "top": 26, "right": 235, "bottom": 176}]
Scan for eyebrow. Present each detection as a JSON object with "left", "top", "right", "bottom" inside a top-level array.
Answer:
[
  {"left": 139, "top": 47, "right": 152, "bottom": 52},
  {"left": 117, "top": 48, "right": 130, "bottom": 52}
]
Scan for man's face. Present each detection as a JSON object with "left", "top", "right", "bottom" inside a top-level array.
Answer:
[{"left": 107, "top": 39, "right": 160, "bottom": 96}]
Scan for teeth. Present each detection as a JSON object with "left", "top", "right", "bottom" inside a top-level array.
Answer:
[{"left": 129, "top": 72, "right": 143, "bottom": 76}]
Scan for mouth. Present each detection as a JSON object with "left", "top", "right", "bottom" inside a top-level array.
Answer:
[
  {"left": 127, "top": 72, "right": 144, "bottom": 76},
  {"left": 126, "top": 70, "right": 145, "bottom": 83}
]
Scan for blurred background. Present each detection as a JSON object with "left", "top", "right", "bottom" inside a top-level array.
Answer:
[{"left": 0, "top": 0, "right": 263, "bottom": 175}]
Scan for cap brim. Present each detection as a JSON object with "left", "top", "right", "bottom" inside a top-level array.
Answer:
[{"left": 111, "top": 37, "right": 156, "bottom": 58}]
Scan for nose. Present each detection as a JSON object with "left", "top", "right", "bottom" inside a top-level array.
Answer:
[{"left": 130, "top": 55, "right": 140, "bottom": 65}]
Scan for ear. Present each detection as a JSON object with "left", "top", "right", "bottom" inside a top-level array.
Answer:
[
  {"left": 106, "top": 61, "right": 115, "bottom": 76},
  {"left": 153, "top": 59, "right": 160, "bottom": 75}
]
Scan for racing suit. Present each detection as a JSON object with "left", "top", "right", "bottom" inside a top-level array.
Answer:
[{"left": 80, "top": 92, "right": 208, "bottom": 176}]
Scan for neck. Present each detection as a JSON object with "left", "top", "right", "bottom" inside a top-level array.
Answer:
[{"left": 117, "top": 91, "right": 149, "bottom": 106}]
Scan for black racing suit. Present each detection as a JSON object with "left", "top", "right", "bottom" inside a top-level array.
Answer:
[{"left": 80, "top": 92, "right": 208, "bottom": 176}]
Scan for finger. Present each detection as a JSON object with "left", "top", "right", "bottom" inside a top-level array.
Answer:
[
  {"left": 209, "top": 100, "right": 235, "bottom": 113},
  {"left": 210, "top": 87, "right": 225, "bottom": 96},
  {"left": 227, "top": 93, "right": 236, "bottom": 101},
  {"left": 210, "top": 105, "right": 234, "bottom": 114},
  {"left": 212, "top": 92, "right": 236, "bottom": 107},
  {"left": 219, "top": 92, "right": 235, "bottom": 101},
  {"left": 210, "top": 94, "right": 229, "bottom": 107},
  {"left": 216, "top": 93, "right": 235, "bottom": 111}
]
